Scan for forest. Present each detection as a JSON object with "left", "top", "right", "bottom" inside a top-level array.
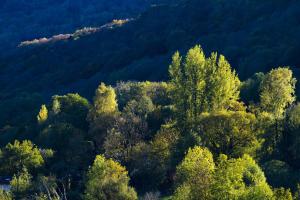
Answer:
[
  {"left": 0, "top": 45, "right": 299, "bottom": 199},
  {"left": 1, "top": 0, "right": 300, "bottom": 132}
]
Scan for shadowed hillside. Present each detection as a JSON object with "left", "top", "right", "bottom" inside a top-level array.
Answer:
[{"left": 0, "top": 0, "right": 300, "bottom": 127}]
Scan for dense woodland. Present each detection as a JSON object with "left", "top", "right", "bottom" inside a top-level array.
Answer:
[
  {"left": 1, "top": 0, "right": 300, "bottom": 131},
  {"left": 1, "top": 0, "right": 300, "bottom": 199},
  {"left": 0, "top": 45, "right": 299, "bottom": 199}
]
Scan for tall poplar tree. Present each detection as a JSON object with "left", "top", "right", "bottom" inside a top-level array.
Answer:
[{"left": 169, "top": 45, "right": 240, "bottom": 132}]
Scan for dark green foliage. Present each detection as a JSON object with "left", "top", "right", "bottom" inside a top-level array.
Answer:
[
  {"left": 0, "top": 39, "right": 300, "bottom": 199},
  {"left": 0, "top": 140, "right": 45, "bottom": 176},
  {"left": 240, "top": 72, "right": 265, "bottom": 104},
  {"left": 263, "top": 160, "right": 299, "bottom": 190},
  {"left": 199, "top": 111, "right": 261, "bottom": 158},
  {"left": 1, "top": 0, "right": 300, "bottom": 129}
]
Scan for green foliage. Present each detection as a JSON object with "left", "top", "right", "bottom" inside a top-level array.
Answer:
[
  {"left": 240, "top": 72, "right": 265, "bottom": 104},
  {"left": 262, "top": 160, "right": 296, "bottom": 189},
  {"left": 128, "top": 124, "right": 180, "bottom": 192},
  {"left": 260, "top": 67, "right": 296, "bottom": 118},
  {"left": 38, "top": 123, "right": 92, "bottom": 177},
  {"left": 50, "top": 93, "right": 91, "bottom": 130},
  {"left": 169, "top": 45, "right": 240, "bottom": 132},
  {"left": 0, "top": 190, "right": 12, "bottom": 200},
  {"left": 37, "top": 104, "right": 48, "bottom": 124},
  {"left": 124, "top": 95, "right": 154, "bottom": 120},
  {"left": 104, "top": 111, "right": 148, "bottom": 163},
  {"left": 10, "top": 168, "right": 32, "bottom": 199},
  {"left": 89, "top": 83, "right": 118, "bottom": 118},
  {"left": 116, "top": 81, "right": 171, "bottom": 110},
  {"left": 1, "top": 41, "right": 300, "bottom": 199},
  {"left": 199, "top": 110, "right": 261, "bottom": 158},
  {"left": 212, "top": 154, "right": 274, "bottom": 200},
  {"left": 273, "top": 188, "right": 293, "bottom": 200},
  {"left": 0, "top": 140, "right": 44, "bottom": 175},
  {"left": 173, "top": 146, "right": 215, "bottom": 200},
  {"left": 88, "top": 83, "right": 119, "bottom": 149},
  {"left": 84, "top": 155, "right": 137, "bottom": 200},
  {"left": 283, "top": 104, "right": 300, "bottom": 167}
]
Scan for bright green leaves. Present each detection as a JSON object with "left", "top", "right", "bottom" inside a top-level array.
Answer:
[
  {"left": 173, "top": 146, "right": 215, "bottom": 200},
  {"left": 169, "top": 45, "right": 240, "bottom": 132},
  {"left": 260, "top": 67, "right": 296, "bottom": 118},
  {"left": 84, "top": 155, "right": 137, "bottom": 200},
  {"left": 0, "top": 140, "right": 45, "bottom": 176}
]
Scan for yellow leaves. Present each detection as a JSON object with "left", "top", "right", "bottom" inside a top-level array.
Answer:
[
  {"left": 87, "top": 83, "right": 118, "bottom": 124},
  {"left": 37, "top": 104, "right": 48, "bottom": 124}
]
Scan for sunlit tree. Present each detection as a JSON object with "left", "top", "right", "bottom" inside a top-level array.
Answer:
[{"left": 84, "top": 155, "right": 137, "bottom": 200}]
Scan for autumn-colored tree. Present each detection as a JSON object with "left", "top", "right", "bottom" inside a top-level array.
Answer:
[{"left": 37, "top": 104, "right": 48, "bottom": 124}]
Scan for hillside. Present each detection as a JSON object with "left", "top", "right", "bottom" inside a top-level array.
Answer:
[
  {"left": 1, "top": 1, "right": 300, "bottom": 199},
  {"left": 0, "top": 0, "right": 300, "bottom": 127},
  {"left": 0, "top": 0, "right": 168, "bottom": 53}
]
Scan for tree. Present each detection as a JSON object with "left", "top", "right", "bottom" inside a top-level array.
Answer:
[
  {"left": 199, "top": 110, "right": 261, "bottom": 157},
  {"left": 262, "top": 160, "right": 296, "bottom": 189},
  {"left": 10, "top": 168, "right": 32, "bottom": 199},
  {"left": 284, "top": 103, "right": 300, "bottom": 167},
  {"left": 87, "top": 83, "right": 119, "bottom": 149},
  {"left": 259, "top": 68, "right": 296, "bottom": 158},
  {"left": 50, "top": 93, "right": 91, "bottom": 130},
  {"left": 273, "top": 188, "right": 293, "bottom": 200},
  {"left": 104, "top": 111, "right": 148, "bottom": 164},
  {"left": 124, "top": 95, "right": 154, "bottom": 120},
  {"left": 0, "top": 140, "right": 44, "bottom": 175},
  {"left": 173, "top": 146, "right": 215, "bottom": 200},
  {"left": 212, "top": 154, "right": 274, "bottom": 200},
  {"left": 0, "top": 190, "right": 12, "bottom": 200},
  {"left": 115, "top": 81, "right": 146, "bottom": 110},
  {"left": 260, "top": 67, "right": 296, "bottom": 118},
  {"left": 37, "top": 104, "right": 48, "bottom": 124},
  {"left": 84, "top": 155, "right": 137, "bottom": 200},
  {"left": 88, "top": 83, "right": 118, "bottom": 119},
  {"left": 128, "top": 124, "right": 180, "bottom": 192},
  {"left": 38, "top": 123, "right": 93, "bottom": 179},
  {"left": 169, "top": 45, "right": 240, "bottom": 132},
  {"left": 240, "top": 72, "right": 265, "bottom": 104}
]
